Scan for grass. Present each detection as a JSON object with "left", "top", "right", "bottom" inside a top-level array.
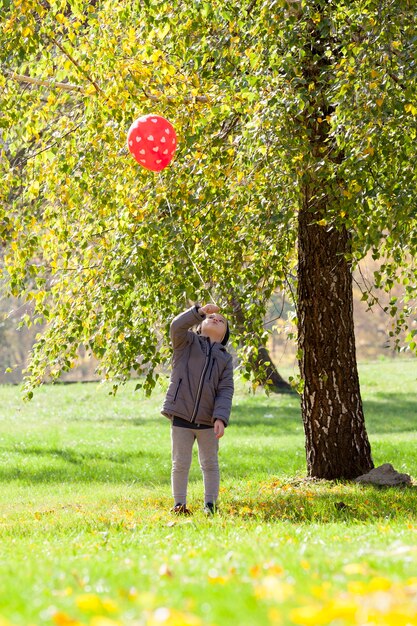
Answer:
[{"left": 0, "top": 359, "right": 416, "bottom": 626}]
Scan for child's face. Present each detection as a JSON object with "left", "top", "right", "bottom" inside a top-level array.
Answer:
[{"left": 201, "top": 314, "right": 227, "bottom": 343}]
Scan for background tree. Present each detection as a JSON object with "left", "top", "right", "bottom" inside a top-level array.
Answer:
[{"left": 1, "top": 0, "right": 416, "bottom": 478}]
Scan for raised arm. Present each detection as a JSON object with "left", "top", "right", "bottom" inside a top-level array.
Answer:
[
  {"left": 170, "top": 304, "right": 220, "bottom": 350},
  {"left": 170, "top": 306, "right": 204, "bottom": 350}
]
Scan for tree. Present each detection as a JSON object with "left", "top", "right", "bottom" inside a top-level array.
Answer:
[
  {"left": 230, "top": 295, "right": 293, "bottom": 393},
  {"left": 1, "top": 0, "right": 416, "bottom": 478}
]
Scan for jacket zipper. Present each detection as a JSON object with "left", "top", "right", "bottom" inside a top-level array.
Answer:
[
  {"left": 173, "top": 378, "right": 182, "bottom": 402},
  {"left": 190, "top": 340, "right": 212, "bottom": 422},
  {"left": 208, "top": 359, "right": 216, "bottom": 381}
]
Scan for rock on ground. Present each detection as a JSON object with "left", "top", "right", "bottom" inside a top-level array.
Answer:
[{"left": 355, "top": 463, "right": 412, "bottom": 486}]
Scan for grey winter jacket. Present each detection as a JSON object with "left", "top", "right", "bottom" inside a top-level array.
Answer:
[{"left": 161, "top": 307, "right": 234, "bottom": 426}]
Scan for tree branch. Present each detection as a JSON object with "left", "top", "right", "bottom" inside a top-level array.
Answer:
[
  {"left": 48, "top": 36, "right": 105, "bottom": 96},
  {"left": 6, "top": 68, "right": 210, "bottom": 103},
  {"left": 5, "top": 70, "right": 84, "bottom": 93},
  {"left": 19, "top": 122, "right": 84, "bottom": 165}
]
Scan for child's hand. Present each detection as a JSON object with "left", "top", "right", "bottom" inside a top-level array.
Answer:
[
  {"left": 199, "top": 303, "right": 220, "bottom": 316},
  {"left": 214, "top": 419, "right": 225, "bottom": 439}
]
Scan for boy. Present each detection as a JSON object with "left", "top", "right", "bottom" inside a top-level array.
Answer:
[{"left": 162, "top": 303, "right": 234, "bottom": 514}]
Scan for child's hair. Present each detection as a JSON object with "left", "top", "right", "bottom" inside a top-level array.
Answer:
[{"left": 221, "top": 320, "right": 230, "bottom": 345}]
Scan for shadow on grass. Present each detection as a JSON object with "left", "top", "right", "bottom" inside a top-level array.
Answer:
[
  {"left": 0, "top": 445, "right": 172, "bottom": 485},
  {"left": 0, "top": 388, "right": 415, "bottom": 487},
  {"left": 231, "top": 390, "right": 417, "bottom": 437},
  {"left": 231, "top": 399, "right": 302, "bottom": 435},
  {"left": 224, "top": 485, "right": 417, "bottom": 523},
  {"left": 363, "top": 393, "right": 417, "bottom": 434}
]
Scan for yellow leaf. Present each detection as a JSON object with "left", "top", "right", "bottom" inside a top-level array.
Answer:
[
  {"left": 311, "top": 582, "right": 331, "bottom": 599},
  {"left": 90, "top": 619, "right": 122, "bottom": 626},
  {"left": 289, "top": 605, "right": 322, "bottom": 625},
  {"left": 364, "top": 146, "right": 375, "bottom": 156},
  {"left": 128, "top": 26, "right": 136, "bottom": 45},
  {"left": 343, "top": 562, "right": 368, "bottom": 575},
  {"left": 268, "top": 608, "right": 282, "bottom": 625},
  {"left": 376, "top": 98, "right": 384, "bottom": 107},
  {"left": 404, "top": 103, "right": 417, "bottom": 115},
  {"left": 249, "top": 565, "right": 262, "bottom": 578},
  {"left": 53, "top": 612, "right": 82, "bottom": 626},
  {"left": 255, "top": 577, "right": 294, "bottom": 601},
  {"left": 208, "top": 569, "right": 227, "bottom": 585},
  {"left": 265, "top": 563, "right": 284, "bottom": 576},
  {"left": 76, "top": 594, "right": 102, "bottom": 612},
  {"left": 76, "top": 594, "right": 118, "bottom": 614},
  {"left": 368, "top": 576, "right": 392, "bottom": 592},
  {"left": 290, "top": 599, "right": 357, "bottom": 626},
  {"left": 159, "top": 563, "right": 174, "bottom": 578}
]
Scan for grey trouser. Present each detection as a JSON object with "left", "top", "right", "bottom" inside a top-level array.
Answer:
[{"left": 171, "top": 425, "right": 220, "bottom": 505}]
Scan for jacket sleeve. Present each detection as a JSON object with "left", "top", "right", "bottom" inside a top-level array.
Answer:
[
  {"left": 213, "top": 356, "right": 234, "bottom": 426},
  {"left": 170, "top": 306, "right": 205, "bottom": 350}
]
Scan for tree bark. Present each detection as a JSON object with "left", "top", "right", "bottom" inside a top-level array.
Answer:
[
  {"left": 295, "top": 7, "right": 374, "bottom": 479},
  {"left": 230, "top": 296, "right": 292, "bottom": 393},
  {"left": 255, "top": 346, "right": 293, "bottom": 393},
  {"left": 297, "top": 189, "right": 374, "bottom": 478}
]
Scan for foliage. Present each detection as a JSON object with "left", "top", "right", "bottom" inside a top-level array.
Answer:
[
  {"left": 1, "top": 0, "right": 416, "bottom": 392},
  {"left": 0, "top": 360, "right": 416, "bottom": 625}
]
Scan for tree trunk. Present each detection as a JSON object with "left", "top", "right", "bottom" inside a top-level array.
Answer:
[
  {"left": 297, "top": 189, "right": 374, "bottom": 478},
  {"left": 255, "top": 346, "right": 293, "bottom": 393},
  {"left": 295, "top": 7, "right": 374, "bottom": 479},
  {"left": 230, "top": 295, "right": 292, "bottom": 393}
]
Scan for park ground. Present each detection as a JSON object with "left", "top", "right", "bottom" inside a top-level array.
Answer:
[{"left": 0, "top": 359, "right": 416, "bottom": 626}]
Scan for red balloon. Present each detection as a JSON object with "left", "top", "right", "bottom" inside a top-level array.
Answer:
[{"left": 127, "top": 114, "right": 177, "bottom": 171}]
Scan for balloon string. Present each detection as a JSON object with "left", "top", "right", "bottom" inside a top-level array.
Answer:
[{"left": 165, "top": 196, "right": 218, "bottom": 306}]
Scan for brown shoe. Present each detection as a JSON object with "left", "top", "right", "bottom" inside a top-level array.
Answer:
[{"left": 171, "top": 503, "right": 192, "bottom": 515}]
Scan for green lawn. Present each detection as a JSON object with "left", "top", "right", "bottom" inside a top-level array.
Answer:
[{"left": 0, "top": 359, "right": 416, "bottom": 626}]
